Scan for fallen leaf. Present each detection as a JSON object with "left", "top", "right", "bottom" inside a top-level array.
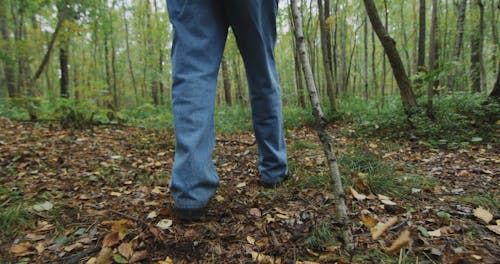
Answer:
[
  {"left": 95, "top": 247, "right": 114, "bottom": 264},
  {"left": 473, "top": 207, "right": 493, "bottom": 223},
  {"left": 306, "top": 248, "right": 319, "bottom": 256},
  {"left": 33, "top": 201, "right": 53, "bottom": 212},
  {"left": 118, "top": 242, "right": 134, "bottom": 259},
  {"left": 147, "top": 211, "right": 158, "bottom": 219},
  {"left": 350, "top": 187, "right": 366, "bottom": 201},
  {"left": 34, "top": 242, "right": 45, "bottom": 254},
  {"left": 251, "top": 251, "right": 275, "bottom": 263},
  {"left": 247, "top": 236, "right": 256, "bottom": 245},
  {"left": 361, "top": 211, "right": 377, "bottom": 228},
  {"left": 64, "top": 242, "right": 83, "bottom": 252},
  {"left": 26, "top": 233, "right": 45, "bottom": 241},
  {"left": 158, "top": 256, "right": 174, "bottom": 264},
  {"left": 236, "top": 182, "right": 247, "bottom": 188},
  {"left": 110, "top": 191, "right": 122, "bottom": 197},
  {"left": 102, "top": 231, "right": 120, "bottom": 247},
  {"left": 156, "top": 219, "right": 173, "bottom": 230},
  {"left": 249, "top": 208, "right": 262, "bottom": 217},
  {"left": 10, "top": 242, "right": 33, "bottom": 256},
  {"left": 386, "top": 229, "right": 411, "bottom": 253},
  {"left": 151, "top": 186, "right": 168, "bottom": 195},
  {"left": 428, "top": 229, "right": 442, "bottom": 237},
  {"left": 113, "top": 253, "right": 128, "bottom": 264},
  {"left": 215, "top": 195, "right": 225, "bottom": 202},
  {"left": 371, "top": 216, "right": 398, "bottom": 240},
  {"left": 129, "top": 250, "right": 148, "bottom": 263},
  {"left": 486, "top": 225, "right": 500, "bottom": 235}
]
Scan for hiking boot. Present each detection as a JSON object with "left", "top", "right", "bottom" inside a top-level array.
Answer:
[
  {"left": 172, "top": 206, "right": 207, "bottom": 221},
  {"left": 259, "top": 174, "right": 289, "bottom": 188}
]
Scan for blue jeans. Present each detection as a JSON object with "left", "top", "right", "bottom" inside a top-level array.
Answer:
[{"left": 167, "top": 0, "right": 288, "bottom": 209}]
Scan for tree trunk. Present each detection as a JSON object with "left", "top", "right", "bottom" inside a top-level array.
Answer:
[
  {"left": 290, "top": 0, "right": 352, "bottom": 249},
  {"left": 447, "top": 0, "right": 467, "bottom": 90},
  {"left": 221, "top": 56, "right": 232, "bottom": 106},
  {"left": 490, "top": 61, "right": 500, "bottom": 99},
  {"left": 470, "top": 0, "right": 484, "bottom": 93},
  {"left": 0, "top": 0, "right": 17, "bottom": 97},
  {"left": 427, "top": 0, "right": 438, "bottom": 118},
  {"left": 59, "top": 45, "right": 70, "bottom": 98},
  {"left": 364, "top": 17, "right": 369, "bottom": 99},
  {"left": 122, "top": 2, "right": 138, "bottom": 105},
  {"left": 232, "top": 57, "right": 245, "bottom": 105},
  {"left": 317, "top": 0, "right": 336, "bottom": 112},
  {"left": 415, "top": 0, "right": 426, "bottom": 94},
  {"left": 363, "top": 0, "right": 418, "bottom": 112}
]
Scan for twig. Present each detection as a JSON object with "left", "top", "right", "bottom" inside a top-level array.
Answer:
[{"left": 0, "top": 197, "right": 12, "bottom": 208}]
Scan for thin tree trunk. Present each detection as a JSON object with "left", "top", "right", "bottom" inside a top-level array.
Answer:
[
  {"left": 122, "top": 2, "right": 138, "bottom": 105},
  {"left": 490, "top": 61, "right": 500, "bottom": 99},
  {"left": 447, "top": 0, "right": 467, "bottom": 90},
  {"left": 59, "top": 45, "right": 70, "bottom": 98},
  {"left": 0, "top": 0, "right": 16, "bottom": 97},
  {"left": 371, "top": 31, "right": 378, "bottom": 95},
  {"left": 381, "top": 0, "right": 388, "bottom": 106},
  {"left": 221, "top": 56, "right": 232, "bottom": 106},
  {"left": 232, "top": 57, "right": 245, "bottom": 105},
  {"left": 290, "top": 0, "right": 352, "bottom": 249},
  {"left": 427, "top": 0, "right": 438, "bottom": 118},
  {"left": 318, "top": 0, "right": 336, "bottom": 112},
  {"left": 364, "top": 16, "right": 369, "bottom": 99},
  {"left": 417, "top": 0, "right": 426, "bottom": 92},
  {"left": 363, "top": 0, "right": 418, "bottom": 112},
  {"left": 470, "top": 0, "right": 484, "bottom": 93}
]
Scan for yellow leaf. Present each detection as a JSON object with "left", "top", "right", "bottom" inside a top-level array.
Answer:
[
  {"left": 215, "top": 195, "right": 225, "bottom": 202},
  {"left": 386, "top": 229, "right": 411, "bottom": 254},
  {"left": 251, "top": 251, "right": 275, "bottom": 263},
  {"left": 129, "top": 250, "right": 148, "bottom": 263},
  {"left": 247, "top": 236, "right": 256, "bottom": 245},
  {"left": 486, "top": 225, "right": 500, "bottom": 235},
  {"left": 361, "top": 212, "right": 378, "bottom": 228},
  {"left": 306, "top": 248, "right": 319, "bottom": 256},
  {"left": 371, "top": 217, "right": 398, "bottom": 240},
  {"left": 158, "top": 257, "right": 174, "bottom": 264},
  {"left": 473, "top": 207, "right": 493, "bottom": 223},
  {"left": 95, "top": 247, "right": 114, "bottom": 264},
  {"left": 428, "top": 229, "right": 442, "bottom": 237},
  {"left": 350, "top": 187, "right": 366, "bottom": 201}
]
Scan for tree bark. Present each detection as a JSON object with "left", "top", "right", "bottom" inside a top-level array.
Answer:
[
  {"left": 415, "top": 0, "right": 426, "bottom": 94},
  {"left": 363, "top": 0, "right": 418, "bottom": 112},
  {"left": 290, "top": 0, "right": 352, "bottom": 249},
  {"left": 0, "top": 0, "right": 17, "bottom": 97},
  {"left": 59, "top": 45, "right": 70, "bottom": 98},
  {"left": 317, "top": 0, "right": 336, "bottom": 112},
  {"left": 470, "top": 0, "right": 484, "bottom": 93},
  {"left": 122, "top": 2, "right": 138, "bottom": 105},
  {"left": 427, "top": 0, "right": 439, "bottom": 118},
  {"left": 447, "top": 0, "right": 467, "bottom": 90},
  {"left": 221, "top": 56, "right": 232, "bottom": 106}
]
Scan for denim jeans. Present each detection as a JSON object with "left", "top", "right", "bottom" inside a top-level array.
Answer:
[{"left": 167, "top": 0, "right": 288, "bottom": 209}]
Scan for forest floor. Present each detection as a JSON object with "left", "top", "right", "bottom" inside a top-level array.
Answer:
[{"left": 0, "top": 116, "right": 499, "bottom": 263}]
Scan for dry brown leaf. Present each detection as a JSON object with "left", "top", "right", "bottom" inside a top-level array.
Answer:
[
  {"left": 251, "top": 251, "right": 275, "bottom": 263},
  {"left": 350, "top": 187, "right": 366, "bottom": 201},
  {"left": 486, "top": 225, "right": 500, "bottom": 235},
  {"left": 371, "top": 216, "right": 398, "bottom": 240},
  {"left": 473, "top": 207, "right": 493, "bottom": 223},
  {"left": 34, "top": 242, "right": 45, "bottom": 254},
  {"left": 102, "top": 231, "right": 120, "bottom": 248},
  {"left": 10, "top": 242, "right": 33, "bottom": 256},
  {"left": 361, "top": 212, "right": 378, "bottom": 228},
  {"left": 386, "top": 229, "right": 411, "bottom": 253},
  {"left": 118, "top": 242, "right": 134, "bottom": 259},
  {"left": 95, "top": 247, "right": 114, "bottom": 264},
  {"left": 249, "top": 208, "right": 262, "bottom": 217},
  {"left": 351, "top": 172, "right": 369, "bottom": 192},
  {"left": 158, "top": 256, "right": 174, "bottom": 264},
  {"left": 64, "top": 242, "right": 83, "bottom": 252},
  {"left": 129, "top": 250, "right": 148, "bottom": 263},
  {"left": 156, "top": 219, "right": 173, "bottom": 230}
]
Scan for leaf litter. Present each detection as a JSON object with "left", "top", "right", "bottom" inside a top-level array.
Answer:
[{"left": 0, "top": 117, "right": 498, "bottom": 263}]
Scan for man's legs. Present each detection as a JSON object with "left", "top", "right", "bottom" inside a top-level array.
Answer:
[
  {"left": 224, "top": 0, "right": 288, "bottom": 185},
  {"left": 167, "top": 0, "right": 228, "bottom": 209}
]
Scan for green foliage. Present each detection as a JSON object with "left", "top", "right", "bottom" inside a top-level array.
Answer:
[
  {"left": 215, "top": 104, "right": 252, "bottom": 134},
  {"left": 0, "top": 187, "right": 33, "bottom": 240},
  {"left": 306, "top": 222, "right": 338, "bottom": 249},
  {"left": 52, "top": 98, "right": 104, "bottom": 129},
  {"left": 341, "top": 93, "right": 499, "bottom": 148},
  {"left": 339, "top": 147, "right": 437, "bottom": 196}
]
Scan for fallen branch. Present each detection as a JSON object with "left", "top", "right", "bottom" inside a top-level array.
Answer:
[{"left": 290, "top": 0, "right": 353, "bottom": 250}]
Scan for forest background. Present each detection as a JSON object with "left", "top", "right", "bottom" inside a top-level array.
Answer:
[{"left": 0, "top": 0, "right": 498, "bottom": 146}]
